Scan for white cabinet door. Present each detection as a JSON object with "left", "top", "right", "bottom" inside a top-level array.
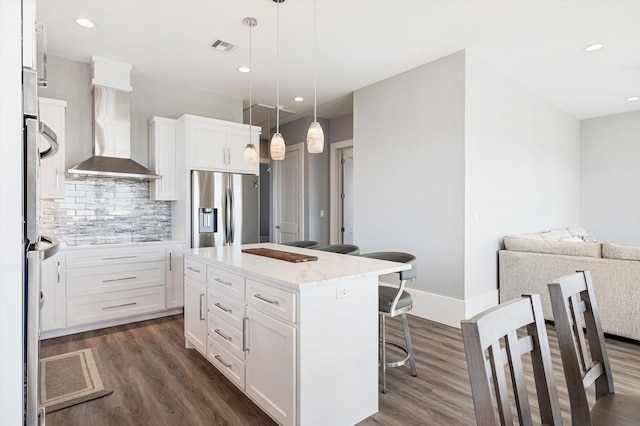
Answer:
[
  {"left": 184, "top": 277, "right": 207, "bottom": 354},
  {"left": 188, "top": 119, "right": 226, "bottom": 170},
  {"left": 246, "top": 306, "right": 296, "bottom": 426},
  {"left": 226, "top": 126, "right": 259, "bottom": 174},
  {"left": 41, "top": 252, "right": 66, "bottom": 332},
  {"left": 166, "top": 245, "right": 184, "bottom": 309},
  {"left": 149, "top": 117, "right": 177, "bottom": 200},
  {"left": 39, "top": 97, "right": 66, "bottom": 199}
]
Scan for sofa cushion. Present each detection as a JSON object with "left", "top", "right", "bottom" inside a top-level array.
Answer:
[
  {"left": 602, "top": 242, "right": 640, "bottom": 261},
  {"left": 503, "top": 236, "right": 602, "bottom": 258}
]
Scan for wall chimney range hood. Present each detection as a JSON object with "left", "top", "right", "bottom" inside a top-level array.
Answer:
[{"left": 68, "top": 57, "right": 160, "bottom": 179}]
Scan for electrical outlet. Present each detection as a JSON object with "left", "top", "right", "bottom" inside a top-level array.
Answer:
[{"left": 336, "top": 286, "right": 351, "bottom": 299}]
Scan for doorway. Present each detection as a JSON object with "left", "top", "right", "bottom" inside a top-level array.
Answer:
[
  {"left": 330, "top": 140, "right": 354, "bottom": 244},
  {"left": 272, "top": 142, "right": 305, "bottom": 243}
]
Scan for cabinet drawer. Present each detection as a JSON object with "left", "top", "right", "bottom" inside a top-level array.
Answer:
[
  {"left": 67, "top": 285, "right": 166, "bottom": 326},
  {"left": 207, "top": 266, "right": 245, "bottom": 300},
  {"left": 246, "top": 279, "right": 296, "bottom": 323},
  {"left": 67, "top": 261, "right": 165, "bottom": 297},
  {"left": 208, "top": 336, "right": 245, "bottom": 390},
  {"left": 208, "top": 314, "right": 245, "bottom": 360},
  {"left": 66, "top": 247, "right": 166, "bottom": 268},
  {"left": 208, "top": 289, "right": 245, "bottom": 330},
  {"left": 185, "top": 258, "right": 206, "bottom": 282}
]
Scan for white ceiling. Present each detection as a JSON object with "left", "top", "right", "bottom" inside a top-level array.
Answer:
[{"left": 37, "top": 0, "right": 640, "bottom": 127}]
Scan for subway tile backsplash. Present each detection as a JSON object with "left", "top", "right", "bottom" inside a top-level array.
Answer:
[{"left": 40, "top": 174, "right": 172, "bottom": 246}]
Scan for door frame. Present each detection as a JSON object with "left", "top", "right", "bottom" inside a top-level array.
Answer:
[
  {"left": 329, "top": 139, "right": 353, "bottom": 244},
  {"left": 272, "top": 142, "right": 305, "bottom": 243}
]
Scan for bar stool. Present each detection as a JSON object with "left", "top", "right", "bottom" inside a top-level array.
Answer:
[
  {"left": 360, "top": 251, "right": 417, "bottom": 393},
  {"left": 280, "top": 240, "right": 319, "bottom": 249},
  {"left": 313, "top": 244, "right": 360, "bottom": 255}
]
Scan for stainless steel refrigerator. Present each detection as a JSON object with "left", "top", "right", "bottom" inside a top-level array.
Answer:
[{"left": 191, "top": 170, "right": 259, "bottom": 248}]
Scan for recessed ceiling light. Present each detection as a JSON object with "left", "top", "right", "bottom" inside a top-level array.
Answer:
[
  {"left": 627, "top": 96, "right": 640, "bottom": 102},
  {"left": 584, "top": 43, "right": 603, "bottom": 52},
  {"left": 76, "top": 18, "right": 95, "bottom": 28},
  {"left": 238, "top": 66, "right": 250, "bottom": 73},
  {"left": 293, "top": 97, "right": 303, "bottom": 102}
]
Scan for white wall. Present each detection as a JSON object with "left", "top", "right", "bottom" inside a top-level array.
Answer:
[
  {"left": 0, "top": 0, "right": 26, "bottom": 422},
  {"left": 354, "top": 51, "right": 466, "bottom": 299},
  {"left": 465, "top": 53, "right": 581, "bottom": 302},
  {"left": 580, "top": 110, "right": 640, "bottom": 244}
]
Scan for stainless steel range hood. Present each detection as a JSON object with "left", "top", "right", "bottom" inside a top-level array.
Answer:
[{"left": 68, "top": 57, "right": 160, "bottom": 179}]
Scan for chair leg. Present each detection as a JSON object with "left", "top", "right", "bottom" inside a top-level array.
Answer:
[
  {"left": 401, "top": 313, "right": 417, "bottom": 377},
  {"left": 380, "top": 314, "right": 387, "bottom": 394}
]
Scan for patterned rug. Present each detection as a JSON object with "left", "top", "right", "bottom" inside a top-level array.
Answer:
[{"left": 39, "top": 348, "right": 113, "bottom": 412}]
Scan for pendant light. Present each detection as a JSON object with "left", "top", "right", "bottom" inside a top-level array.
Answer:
[
  {"left": 306, "top": 0, "right": 324, "bottom": 154},
  {"left": 243, "top": 17, "right": 258, "bottom": 167},
  {"left": 270, "top": 0, "right": 286, "bottom": 161}
]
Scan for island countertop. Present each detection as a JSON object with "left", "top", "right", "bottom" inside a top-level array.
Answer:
[{"left": 185, "top": 242, "right": 409, "bottom": 290}]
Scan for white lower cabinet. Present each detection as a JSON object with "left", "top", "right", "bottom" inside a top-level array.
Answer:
[
  {"left": 166, "top": 244, "right": 185, "bottom": 308},
  {"left": 41, "top": 252, "right": 66, "bottom": 332},
  {"left": 245, "top": 306, "right": 296, "bottom": 426},
  {"left": 184, "top": 276, "right": 207, "bottom": 354}
]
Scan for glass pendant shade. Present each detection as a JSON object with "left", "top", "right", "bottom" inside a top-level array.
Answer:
[
  {"left": 306, "top": 121, "right": 324, "bottom": 153},
  {"left": 243, "top": 144, "right": 258, "bottom": 166},
  {"left": 270, "top": 132, "right": 286, "bottom": 160}
]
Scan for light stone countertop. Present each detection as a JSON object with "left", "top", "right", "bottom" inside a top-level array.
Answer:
[{"left": 186, "top": 243, "right": 410, "bottom": 290}]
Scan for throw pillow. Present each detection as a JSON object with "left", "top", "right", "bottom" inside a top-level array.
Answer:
[{"left": 580, "top": 234, "right": 596, "bottom": 242}]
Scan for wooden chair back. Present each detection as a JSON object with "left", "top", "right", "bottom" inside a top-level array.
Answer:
[
  {"left": 547, "top": 271, "right": 615, "bottom": 425},
  {"left": 461, "top": 294, "right": 563, "bottom": 425}
]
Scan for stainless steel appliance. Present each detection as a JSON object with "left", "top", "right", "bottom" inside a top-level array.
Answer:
[
  {"left": 23, "top": 69, "right": 59, "bottom": 425},
  {"left": 191, "top": 170, "right": 259, "bottom": 248}
]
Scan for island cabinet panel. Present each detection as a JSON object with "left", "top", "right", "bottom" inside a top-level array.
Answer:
[
  {"left": 246, "top": 279, "right": 296, "bottom": 323},
  {"left": 245, "top": 305, "right": 296, "bottom": 426},
  {"left": 184, "top": 276, "right": 207, "bottom": 355},
  {"left": 207, "top": 265, "right": 245, "bottom": 300},
  {"left": 208, "top": 336, "right": 245, "bottom": 389}
]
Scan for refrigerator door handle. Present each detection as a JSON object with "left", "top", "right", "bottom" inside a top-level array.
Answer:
[
  {"left": 223, "top": 188, "right": 229, "bottom": 244},
  {"left": 228, "top": 188, "right": 235, "bottom": 243},
  {"left": 38, "top": 121, "right": 59, "bottom": 160}
]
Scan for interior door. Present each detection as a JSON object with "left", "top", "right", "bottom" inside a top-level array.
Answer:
[
  {"left": 341, "top": 148, "right": 354, "bottom": 244},
  {"left": 273, "top": 143, "right": 304, "bottom": 243}
]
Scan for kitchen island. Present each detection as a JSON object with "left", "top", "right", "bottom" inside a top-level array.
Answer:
[{"left": 183, "top": 243, "right": 409, "bottom": 426}]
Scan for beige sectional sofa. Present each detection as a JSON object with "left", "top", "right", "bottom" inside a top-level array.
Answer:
[{"left": 499, "top": 227, "right": 640, "bottom": 341}]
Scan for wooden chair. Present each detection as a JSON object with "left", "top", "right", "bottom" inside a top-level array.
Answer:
[
  {"left": 548, "top": 271, "right": 640, "bottom": 425},
  {"left": 461, "top": 294, "right": 563, "bottom": 425}
]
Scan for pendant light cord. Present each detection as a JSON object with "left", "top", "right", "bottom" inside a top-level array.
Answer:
[
  {"left": 249, "top": 20, "right": 253, "bottom": 131},
  {"left": 276, "top": 1, "right": 280, "bottom": 133},
  {"left": 313, "top": 0, "right": 317, "bottom": 122}
]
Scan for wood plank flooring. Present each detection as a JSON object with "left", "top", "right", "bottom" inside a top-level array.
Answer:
[{"left": 40, "top": 313, "right": 640, "bottom": 425}]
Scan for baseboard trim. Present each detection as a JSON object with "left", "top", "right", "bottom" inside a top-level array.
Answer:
[{"left": 409, "top": 289, "right": 499, "bottom": 329}]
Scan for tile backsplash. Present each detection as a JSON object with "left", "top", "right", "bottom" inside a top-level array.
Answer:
[{"left": 40, "top": 174, "right": 172, "bottom": 246}]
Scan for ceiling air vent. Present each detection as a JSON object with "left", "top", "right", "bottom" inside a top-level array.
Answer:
[{"left": 211, "top": 39, "right": 237, "bottom": 53}]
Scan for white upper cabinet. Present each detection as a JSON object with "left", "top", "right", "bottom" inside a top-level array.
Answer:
[
  {"left": 39, "top": 97, "right": 66, "bottom": 199},
  {"left": 178, "top": 114, "right": 259, "bottom": 175},
  {"left": 149, "top": 117, "right": 177, "bottom": 200}
]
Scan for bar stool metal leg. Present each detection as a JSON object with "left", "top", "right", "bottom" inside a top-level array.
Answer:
[
  {"left": 401, "top": 313, "right": 417, "bottom": 377},
  {"left": 380, "top": 313, "right": 388, "bottom": 393}
]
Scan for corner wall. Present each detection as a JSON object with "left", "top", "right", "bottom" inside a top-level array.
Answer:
[
  {"left": 464, "top": 53, "right": 580, "bottom": 309},
  {"left": 580, "top": 110, "right": 640, "bottom": 244}
]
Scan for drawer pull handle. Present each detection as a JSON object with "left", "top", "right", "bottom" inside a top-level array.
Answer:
[
  {"left": 103, "top": 302, "right": 137, "bottom": 310},
  {"left": 199, "top": 294, "right": 205, "bottom": 320},
  {"left": 243, "top": 317, "right": 249, "bottom": 352},
  {"left": 253, "top": 294, "right": 279, "bottom": 305},
  {"left": 214, "top": 355, "right": 232, "bottom": 369},
  {"left": 214, "top": 278, "right": 233, "bottom": 286},
  {"left": 102, "top": 276, "right": 136, "bottom": 283},
  {"left": 103, "top": 255, "right": 137, "bottom": 260},
  {"left": 214, "top": 329, "right": 232, "bottom": 341},
  {"left": 187, "top": 266, "right": 201, "bottom": 273},
  {"left": 214, "top": 302, "right": 232, "bottom": 313}
]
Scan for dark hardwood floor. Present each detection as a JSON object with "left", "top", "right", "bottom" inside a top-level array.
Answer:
[{"left": 40, "top": 313, "right": 640, "bottom": 425}]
